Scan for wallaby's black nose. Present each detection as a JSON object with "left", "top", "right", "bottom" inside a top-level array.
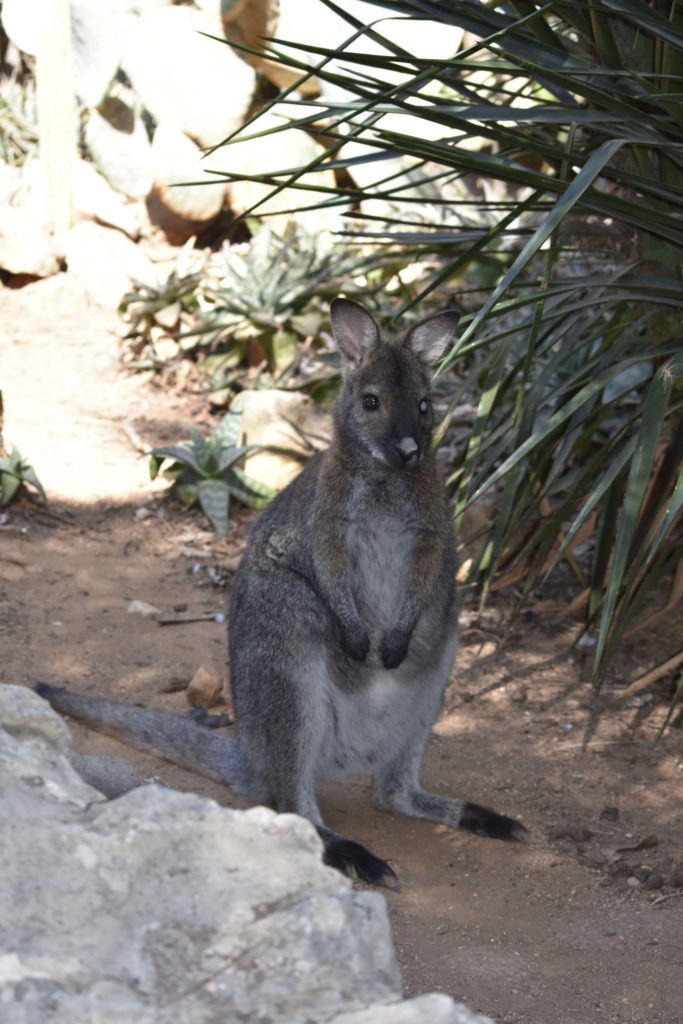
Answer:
[{"left": 395, "top": 437, "right": 418, "bottom": 464}]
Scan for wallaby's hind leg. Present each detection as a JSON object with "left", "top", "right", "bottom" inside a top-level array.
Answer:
[
  {"left": 372, "top": 695, "right": 526, "bottom": 842},
  {"left": 376, "top": 778, "right": 526, "bottom": 841},
  {"left": 263, "top": 762, "right": 400, "bottom": 889},
  {"left": 271, "top": 767, "right": 400, "bottom": 888},
  {"left": 245, "top": 670, "right": 401, "bottom": 891}
]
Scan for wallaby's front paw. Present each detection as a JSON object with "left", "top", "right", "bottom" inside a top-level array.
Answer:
[
  {"left": 341, "top": 624, "right": 370, "bottom": 662},
  {"left": 380, "top": 628, "right": 411, "bottom": 670}
]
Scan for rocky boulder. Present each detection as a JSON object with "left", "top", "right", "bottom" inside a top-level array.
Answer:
[
  {"left": 122, "top": 4, "right": 256, "bottom": 149},
  {"left": 0, "top": 161, "right": 62, "bottom": 277},
  {"left": 235, "top": 388, "right": 331, "bottom": 491},
  {"left": 147, "top": 123, "right": 227, "bottom": 244},
  {"left": 0, "top": 685, "right": 496, "bottom": 1024}
]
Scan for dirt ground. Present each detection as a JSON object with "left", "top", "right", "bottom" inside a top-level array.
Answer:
[{"left": 1, "top": 272, "right": 682, "bottom": 1024}]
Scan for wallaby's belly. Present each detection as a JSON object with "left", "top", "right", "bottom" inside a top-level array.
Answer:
[
  {"left": 318, "top": 622, "right": 457, "bottom": 783},
  {"left": 318, "top": 670, "right": 413, "bottom": 779}
]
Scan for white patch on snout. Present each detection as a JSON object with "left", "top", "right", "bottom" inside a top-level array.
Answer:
[
  {"left": 370, "top": 446, "right": 391, "bottom": 466},
  {"left": 396, "top": 436, "right": 418, "bottom": 459}
]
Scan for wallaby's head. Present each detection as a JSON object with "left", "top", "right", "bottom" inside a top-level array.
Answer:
[{"left": 330, "top": 298, "right": 459, "bottom": 471}]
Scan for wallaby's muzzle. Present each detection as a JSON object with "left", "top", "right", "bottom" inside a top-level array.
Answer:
[{"left": 394, "top": 435, "right": 420, "bottom": 466}]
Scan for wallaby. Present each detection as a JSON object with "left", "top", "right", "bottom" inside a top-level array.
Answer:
[{"left": 37, "top": 298, "right": 525, "bottom": 889}]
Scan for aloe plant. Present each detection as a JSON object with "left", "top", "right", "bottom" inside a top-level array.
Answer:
[
  {"left": 119, "top": 224, "right": 408, "bottom": 403},
  {"left": 206, "top": 0, "right": 683, "bottom": 697},
  {"left": 0, "top": 446, "right": 46, "bottom": 505},
  {"left": 119, "top": 270, "right": 204, "bottom": 361},
  {"left": 186, "top": 222, "right": 401, "bottom": 374},
  {"left": 148, "top": 408, "right": 274, "bottom": 535}
]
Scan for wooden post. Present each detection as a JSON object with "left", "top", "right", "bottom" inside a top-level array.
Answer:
[{"left": 35, "top": 0, "right": 73, "bottom": 239}]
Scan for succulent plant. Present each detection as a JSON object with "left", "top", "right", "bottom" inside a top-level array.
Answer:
[{"left": 148, "top": 408, "right": 274, "bottom": 535}]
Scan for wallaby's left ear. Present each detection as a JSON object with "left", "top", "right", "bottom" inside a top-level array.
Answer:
[{"left": 405, "top": 310, "right": 460, "bottom": 366}]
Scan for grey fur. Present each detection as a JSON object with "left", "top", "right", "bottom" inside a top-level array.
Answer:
[{"left": 37, "top": 298, "right": 525, "bottom": 889}]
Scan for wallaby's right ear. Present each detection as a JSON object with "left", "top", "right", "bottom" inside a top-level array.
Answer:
[{"left": 330, "top": 298, "right": 380, "bottom": 366}]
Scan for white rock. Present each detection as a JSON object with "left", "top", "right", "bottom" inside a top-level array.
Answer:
[
  {"left": 127, "top": 0, "right": 168, "bottom": 9},
  {"left": 72, "top": 157, "right": 142, "bottom": 237},
  {"left": 213, "top": 111, "right": 340, "bottom": 233},
  {"left": 0, "top": 0, "right": 48, "bottom": 57},
  {"left": 275, "top": 1, "right": 464, "bottom": 105},
  {"left": 0, "top": 685, "right": 497, "bottom": 1024},
  {"left": 0, "top": 685, "right": 105, "bottom": 808},
  {"left": 148, "top": 123, "right": 226, "bottom": 243},
  {"left": 0, "top": 161, "right": 62, "bottom": 276},
  {"left": 235, "top": 388, "right": 331, "bottom": 491},
  {"left": 2, "top": 0, "right": 129, "bottom": 106},
  {"left": 84, "top": 100, "right": 155, "bottom": 199},
  {"left": 63, "top": 220, "right": 156, "bottom": 307},
  {"left": 70, "top": 0, "right": 130, "bottom": 107},
  {"left": 336, "top": 995, "right": 496, "bottom": 1023},
  {"left": 123, "top": 4, "right": 256, "bottom": 148},
  {"left": 0, "top": 207, "right": 61, "bottom": 277}
]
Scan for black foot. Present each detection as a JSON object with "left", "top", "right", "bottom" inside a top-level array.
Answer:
[
  {"left": 186, "top": 706, "right": 232, "bottom": 729},
  {"left": 320, "top": 833, "right": 400, "bottom": 891},
  {"left": 460, "top": 801, "right": 527, "bottom": 841}
]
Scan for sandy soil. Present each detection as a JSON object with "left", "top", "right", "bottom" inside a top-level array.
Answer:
[{"left": 1, "top": 272, "right": 682, "bottom": 1024}]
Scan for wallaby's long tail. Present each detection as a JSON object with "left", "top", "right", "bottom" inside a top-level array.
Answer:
[{"left": 35, "top": 683, "right": 256, "bottom": 796}]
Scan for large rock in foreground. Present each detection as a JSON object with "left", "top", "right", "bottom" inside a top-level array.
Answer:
[{"left": 0, "top": 686, "right": 494, "bottom": 1024}]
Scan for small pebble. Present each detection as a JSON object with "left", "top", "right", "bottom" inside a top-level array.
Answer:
[
  {"left": 186, "top": 665, "right": 224, "bottom": 708},
  {"left": 127, "top": 599, "right": 161, "bottom": 618},
  {"left": 605, "top": 927, "right": 617, "bottom": 937},
  {"left": 600, "top": 805, "right": 619, "bottom": 822}
]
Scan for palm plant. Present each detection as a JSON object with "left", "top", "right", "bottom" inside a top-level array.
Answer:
[{"left": 208, "top": 0, "right": 683, "bottom": 703}]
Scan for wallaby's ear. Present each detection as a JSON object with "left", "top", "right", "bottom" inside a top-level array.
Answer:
[
  {"left": 405, "top": 310, "right": 460, "bottom": 366},
  {"left": 330, "top": 298, "right": 380, "bottom": 366}
]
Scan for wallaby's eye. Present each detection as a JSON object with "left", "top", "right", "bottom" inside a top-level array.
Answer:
[
  {"left": 419, "top": 398, "right": 430, "bottom": 415},
  {"left": 363, "top": 394, "right": 379, "bottom": 411}
]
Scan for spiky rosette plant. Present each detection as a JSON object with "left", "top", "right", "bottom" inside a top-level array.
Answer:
[{"left": 148, "top": 408, "right": 274, "bottom": 535}]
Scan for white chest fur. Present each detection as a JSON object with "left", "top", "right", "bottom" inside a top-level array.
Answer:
[{"left": 345, "top": 509, "right": 417, "bottom": 630}]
